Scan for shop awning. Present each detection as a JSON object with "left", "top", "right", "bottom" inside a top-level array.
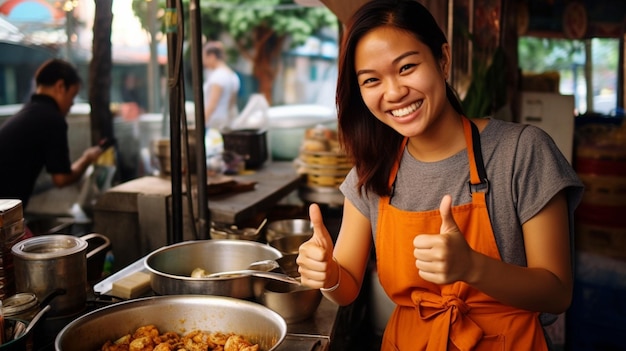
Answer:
[
  {"left": 0, "top": 40, "right": 54, "bottom": 64},
  {"left": 0, "top": 0, "right": 64, "bottom": 22}
]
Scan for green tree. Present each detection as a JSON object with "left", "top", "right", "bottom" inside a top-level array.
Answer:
[
  {"left": 132, "top": 0, "right": 337, "bottom": 103},
  {"left": 518, "top": 37, "right": 586, "bottom": 73}
]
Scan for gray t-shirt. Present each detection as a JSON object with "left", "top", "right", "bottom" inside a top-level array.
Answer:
[{"left": 340, "top": 118, "right": 584, "bottom": 267}]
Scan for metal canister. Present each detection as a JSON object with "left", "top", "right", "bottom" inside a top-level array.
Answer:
[
  {"left": 12, "top": 235, "right": 88, "bottom": 317},
  {"left": 11, "top": 234, "right": 110, "bottom": 317}
]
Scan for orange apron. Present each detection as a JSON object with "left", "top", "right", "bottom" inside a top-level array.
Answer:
[{"left": 376, "top": 117, "right": 548, "bottom": 351}]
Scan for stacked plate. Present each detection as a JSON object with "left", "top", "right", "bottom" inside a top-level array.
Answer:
[
  {"left": 0, "top": 199, "right": 26, "bottom": 299},
  {"left": 295, "top": 126, "right": 352, "bottom": 187},
  {"left": 295, "top": 126, "right": 352, "bottom": 206}
]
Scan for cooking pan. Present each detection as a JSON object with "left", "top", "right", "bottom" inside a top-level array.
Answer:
[
  {"left": 145, "top": 240, "right": 283, "bottom": 299},
  {"left": 55, "top": 295, "right": 287, "bottom": 351}
]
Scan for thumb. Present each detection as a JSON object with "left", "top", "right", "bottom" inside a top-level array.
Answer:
[
  {"left": 439, "top": 195, "right": 459, "bottom": 234},
  {"left": 309, "top": 203, "right": 332, "bottom": 250}
]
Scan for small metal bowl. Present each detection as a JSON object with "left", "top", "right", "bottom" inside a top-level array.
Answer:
[
  {"left": 266, "top": 219, "right": 313, "bottom": 243},
  {"left": 258, "top": 280, "right": 322, "bottom": 324},
  {"left": 210, "top": 224, "right": 261, "bottom": 241},
  {"left": 268, "top": 234, "right": 312, "bottom": 256}
]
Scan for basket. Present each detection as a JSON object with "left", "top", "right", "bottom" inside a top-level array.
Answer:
[
  {"left": 294, "top": 155, "right": 351, "bottom": 188},
  {"left": 300, "top": 150, "right": 351, "bottom": 167}
]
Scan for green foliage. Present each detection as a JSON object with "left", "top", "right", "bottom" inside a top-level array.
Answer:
[
  {"left": 131, "top": 0, "right": 337, "bottom": 49},
  {"left": 462, "top": 46, "right": 507, "bottom": 118},
  {"left": 518, "top": 37, "right": 586, "bottom": 72}
]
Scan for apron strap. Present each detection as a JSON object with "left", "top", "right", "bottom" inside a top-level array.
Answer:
[
  {"left": 388, "top": 138, "right": 409, "bottom": 197},
  {"left": 463, "top": 117, "right": 489, "bottom": 194},
  {"left": 390, "top": 118, "right": 488, "bottom": 196}
]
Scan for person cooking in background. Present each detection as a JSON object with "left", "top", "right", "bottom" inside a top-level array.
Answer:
[
  {"left": 296, "top": 1, "right": 584, "bottom": 350},
  {"left": 0, "top": 59, "right": 103, "bottom": 232},
  {"left": 202, "top": 40, "right": 241, "bottom": 131}
]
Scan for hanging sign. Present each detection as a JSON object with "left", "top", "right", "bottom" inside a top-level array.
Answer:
[{"left": 164, "top": 8, "right": 178, "bottom": 33}]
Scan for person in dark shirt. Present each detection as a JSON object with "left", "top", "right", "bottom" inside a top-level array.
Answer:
[{"left": 0, "top": 59, "right": 103, "bottom": 209}]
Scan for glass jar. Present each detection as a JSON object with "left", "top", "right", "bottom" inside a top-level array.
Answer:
[{"left": 2, "top": 292, "right": 38, "bottom": 321}]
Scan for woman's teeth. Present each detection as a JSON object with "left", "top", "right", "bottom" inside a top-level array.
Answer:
[{"left": 391, "top": 101, "right": 422, "bottom": 117}]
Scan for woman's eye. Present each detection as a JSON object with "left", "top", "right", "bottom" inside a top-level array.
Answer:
[
  {"left": 400, "top": 63, "right": 416, "bottom": 73},
  {"left": 361, "top": 77, "right": 378, "bottom": 85}
]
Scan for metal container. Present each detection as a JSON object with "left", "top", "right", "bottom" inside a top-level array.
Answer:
[
  {"left": 11, "top": 234, "right": 109, "bottom": 317},
  {"left": 266, "top": 219, "right": 313, "bottom": 243},
  {"left": 145, "top": 240, "right": 282, "bottom": 299},
  {"left": 269, "top": 234, "right": 312, "bottom": 255},
  {"left": 55, "top": 295, "right": 287, "bottom": 351},
  {"left": 210, "top": 223, "right": 261, "bottom": 241},
  {"left": 258, "top": 280, "right": 322, "bottom": 324}
]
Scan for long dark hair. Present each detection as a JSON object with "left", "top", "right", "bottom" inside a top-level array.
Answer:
[{"left": 337, "top": 0, "right": 464, "bottom": 196}]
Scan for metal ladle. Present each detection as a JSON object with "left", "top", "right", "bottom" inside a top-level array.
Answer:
[
  {"left": 246, "top": 259, "right": 280, "bottom": 272},
  {"left": 206, "top": 270, "right": 301, "bottom": 285},
  {"left": 205, "top": 257, "right": 298, "bottom": 285}
]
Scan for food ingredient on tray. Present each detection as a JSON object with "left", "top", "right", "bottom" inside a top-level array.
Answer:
[
  {"left": 110, "top": 271, "right": 151, "bottom": 299},
  {"left": 100, "top": 324, "right": 259, "bottom": 351}
]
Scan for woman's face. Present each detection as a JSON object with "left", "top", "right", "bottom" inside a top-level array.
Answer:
[{"left": 354, "top": 26, "right": 451, "bottom": 137}]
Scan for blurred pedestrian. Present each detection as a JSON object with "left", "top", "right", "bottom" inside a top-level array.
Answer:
[
  {"left": 202, "top": 40, "right": 240, "bottom": 131},
  {"left": 119, "top": 72, "right": 144, "bottom": 121}
]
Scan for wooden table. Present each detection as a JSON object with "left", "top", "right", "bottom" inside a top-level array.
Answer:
[
  {"left": 93, "top": 161, "right": 303, "bottom": 271},
  {"left": 206, "top": 161, "right": 302, "bottom": 224}
]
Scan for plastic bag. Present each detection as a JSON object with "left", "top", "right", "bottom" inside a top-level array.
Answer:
[{"left": 228, "top": 93, "right": 269, "bottom": 131}]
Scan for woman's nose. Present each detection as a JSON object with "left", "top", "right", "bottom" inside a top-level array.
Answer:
[{"left": 384, "top": 78, "right": 408, "bottom": 101}]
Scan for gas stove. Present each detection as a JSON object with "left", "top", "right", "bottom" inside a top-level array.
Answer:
[{"left": 34, "top": 255, "right": 338, "bottom": 351}]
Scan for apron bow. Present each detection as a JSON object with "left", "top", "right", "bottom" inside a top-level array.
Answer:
[{"left": 413, "top": 291, "right": 483, "bottom": 351}]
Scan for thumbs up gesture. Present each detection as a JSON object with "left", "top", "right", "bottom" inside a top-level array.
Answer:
[
  {"left": 413, "top": 195, "right": 475, "bottom": 285},
  {"left": 296, "top": 203, "right": 336, "bottom": 289}
]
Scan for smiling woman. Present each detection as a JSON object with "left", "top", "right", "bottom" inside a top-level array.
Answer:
[{"left": 0, "top": 0, "right": 64, "bottom": 22}]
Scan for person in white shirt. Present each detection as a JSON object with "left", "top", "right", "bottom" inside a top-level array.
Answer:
[{"left": 202, "top": 41, "right": 241, "bottom": 131}]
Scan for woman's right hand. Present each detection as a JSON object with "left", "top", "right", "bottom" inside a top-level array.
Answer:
[{"left": 296, "top": 203, "right": 338, "bottom": 289}]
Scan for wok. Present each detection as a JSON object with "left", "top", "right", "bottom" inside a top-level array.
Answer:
[
  {"left": 145, "top": 240, "right": 283, "bottom": 299},
  {"left": 55, "top": 295, "right": 287, "bottom": 351}
]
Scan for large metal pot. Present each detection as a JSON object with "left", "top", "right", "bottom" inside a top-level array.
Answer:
[
  {"left": 11, "top": 234, "right": 109, "bottom": 317},
  {"left": 55, "top": 295, "right": 287, "bottom": 351},
  {"left": 145, "top": 240, "right": 282, "bottom": 299}
]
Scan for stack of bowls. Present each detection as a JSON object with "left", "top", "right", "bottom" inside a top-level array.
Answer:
[{"left": 260, "top": 219, "right": 322, "bottom": 323}]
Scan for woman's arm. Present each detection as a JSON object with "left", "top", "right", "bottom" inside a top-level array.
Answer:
[
  {"left": 204, "top": 84, "right": 223, "bottom": 124},
  {"left": 414, "top": 191, "right": 573, "bottom": 314},
  {"left": 471, "top": 190, "right": 573, "bottom": 313},
  {"left": 298, "top": 199, "right": 373, "bottom": 306}
]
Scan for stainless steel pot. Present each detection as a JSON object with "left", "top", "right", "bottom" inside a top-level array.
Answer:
[
  {"left": 55, "top": 295, "right": 287, "bottom": 351},
  {"left": 11, "top": 234, "right": 109, "bottom": 316},
  {"left": 145, "top": 240, "right": 283, "bottom": 299}
]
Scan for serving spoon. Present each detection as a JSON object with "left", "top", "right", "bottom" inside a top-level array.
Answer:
[{"left": 206, "top": 270, "right": 301, "bottom": 285}]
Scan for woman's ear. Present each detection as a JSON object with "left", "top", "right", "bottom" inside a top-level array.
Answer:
[{"left": 440, "top": 43, "right": 451, "bottom": 81}]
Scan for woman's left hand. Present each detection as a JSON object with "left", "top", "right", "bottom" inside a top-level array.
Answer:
[{"left": 413, "top": 195, "right": 476, "bottom": 285}]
